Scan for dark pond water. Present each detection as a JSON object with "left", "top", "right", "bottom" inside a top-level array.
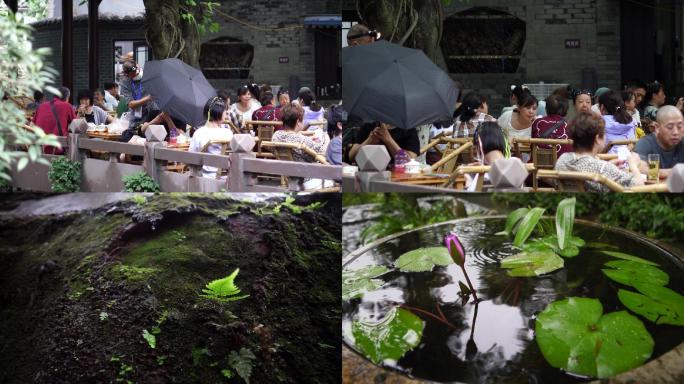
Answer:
[{"left": 342, "top": 218, "right": 684, "bottom": 384}]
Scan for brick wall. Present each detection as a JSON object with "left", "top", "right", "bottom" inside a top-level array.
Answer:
[{"left": 341, "top": 0, "right": 622, "bottom": 116}]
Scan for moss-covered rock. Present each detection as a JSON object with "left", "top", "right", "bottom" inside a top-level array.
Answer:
[{"left": 0, "top": 194, "right": 341, "bottom": 384}]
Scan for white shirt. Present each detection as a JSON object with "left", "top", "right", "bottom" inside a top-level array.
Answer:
[
  {"left": 498, "top": 110, "right": 532, "bottom": 141},
  {"left": 104, "top": 90, "right": 118, "bottom": 111},
  {"left": 189, "top": 125, "right": 234, "bottom": 178},
  {"left": 230, "top": 103, "right": 261, "bottom": 125}
]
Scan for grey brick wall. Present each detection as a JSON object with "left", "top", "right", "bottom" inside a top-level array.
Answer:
[
  {"left": 443, "top": 0, "right": 622, "bottom": 115},
  {"left": 341, "top": 0, "right": 622, "bottom": 116}
]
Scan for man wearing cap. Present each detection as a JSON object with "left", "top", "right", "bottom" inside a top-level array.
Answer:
[
  {"left": 346, "top": 23, "right": 379, "bottom": 47},
  {"left": 326, "top": 105, "right": 346, "bottom": 165},
  {"left": 120, "top": 60, "right": 157, "bottom": 116}
]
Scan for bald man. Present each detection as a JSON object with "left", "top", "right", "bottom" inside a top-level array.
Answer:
[{"left": 635, "top": 105, "right": 684, "bottom": 177}]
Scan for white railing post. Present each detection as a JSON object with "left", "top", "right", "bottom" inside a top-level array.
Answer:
[
  {"left": 227, "top": 134, "right": 256, "bottom": 192},
  {"left": 355, "top": 145, "right": 391, "bottom": 192}
]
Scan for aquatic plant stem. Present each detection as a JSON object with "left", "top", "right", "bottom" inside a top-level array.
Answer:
[
  {"left": 400, "top": 304, "right": 459, "bottom": 330},
  {"left": 459, "top": 263, "right": 479, "bottom": 303}
]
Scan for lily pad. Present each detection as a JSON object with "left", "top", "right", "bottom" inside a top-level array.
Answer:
[
  {"left": 496, "top": 207, "right": 529, "bottom": 236},
  {"left": 600, "top": 251, "right": 659, "bottom": 266},
  {"left": 618, "top": 283, "right": 684, "bottom": 326},
  {"left": 513, "top": 208, "right": 546, "bottom": 247},
  {"left": 602, "top": 260, "right": 669, "bottom": 287},
  {"left": 536, "top": 297, "right": 654, "bottom": 378},
  {"left": 555, "top": 197, "right": 576, "bottom": 250},
  {"left": 351, "top": 307, "right": 424, "bottom": 364},
  {"left": 394, "top": 247, "right": 452, "bottom": 272},
  {"left": 342, "top": 265, "right": 390, "bottom": 301},
  {"left": 500, "top": 251, "right": 564, "bottom": 277},
  {"left": 558, "top": 244, "right": 580, "bottom": 258}
]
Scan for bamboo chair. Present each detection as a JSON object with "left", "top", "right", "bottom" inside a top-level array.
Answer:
[
  {"left": 428, "top": 139, "right": 473, "bottom": 175},
  {"left": 443, "top": 163, "right": 537, "bottom": 191},
  {"left": 222, "top": 120, "right": 241, "bottom": 135},
  {"left": 260, "top": 141, "right": 331, "bottom": 190},
  {"left": 536, "top": 169, "right": 625, "bottom": 192},
  {"left": 512, "top": 138, "right": 574, "bottom": 190},
  {"left": 199, "top": 139, "right": 232, "bottom": 179},
  {"left": 603, "top": 139, "right": 638, "bottom": 154}
]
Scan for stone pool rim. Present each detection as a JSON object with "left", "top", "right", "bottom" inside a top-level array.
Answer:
[{"left": 342, "top": 216, "right": 684, "bottom": 384}]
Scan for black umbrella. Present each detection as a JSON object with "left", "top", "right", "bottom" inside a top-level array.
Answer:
[
  {"left": 342, "top": 40, "right": 459, "bottom": 129},
  {"left": 142, "top": 58, "right": 216, "bottom": 127}
]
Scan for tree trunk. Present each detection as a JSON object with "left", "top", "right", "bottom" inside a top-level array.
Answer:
[
  {"left": 357, "top": 0, "right": 443, "bottom": 62},
  {"left": 142, "top": 0, "right": 202, "bottom": 68}
]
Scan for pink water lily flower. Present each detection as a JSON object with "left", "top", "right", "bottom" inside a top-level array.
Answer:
[{"left": 445, "top": 232, "right": 465, "bottom": 266}]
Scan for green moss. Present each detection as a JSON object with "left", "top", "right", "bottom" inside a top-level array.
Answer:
[{"left": 112, "top": 264, "right": 158, "bottom": 282}]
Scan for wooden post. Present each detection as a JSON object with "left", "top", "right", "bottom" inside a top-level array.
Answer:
[
  {"left": 88, "top": 0, "right": 100, "bottom": 91},
  {"left": 62, "top": 0, "right": 74, "bottom": 97}
]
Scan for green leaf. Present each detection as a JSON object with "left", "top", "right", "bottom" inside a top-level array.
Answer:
[
  {"left": 586, "top": 242, "right": 619, "bottom": 250},
  {"left": 16, "top": 156, "right": 28, "bottom": 171},
  {"left": 342, "top": 265, "right": 389, "bottom": 301},
  {"left": 601, "top": 260, "right": 669, "bottom": 287},
  {"left": 618, "top": 283, "right": 684, "bottom": 326},
  {"left": 496, "top": 207, "right": 529, "bottom": 236},
  {"left": 142, "top": 329, "right": 156, "bottom": 349},
  {"left": 351, "top": 307, "right": 424, "bottom": 365},
  {"left": 228, "top": 348, "right": 256, "bottom": 384},
  {"left": 200, "top": 268, "right": 250, "bottom": 303},
  {"left": 521, "top": 239, "right": 556, "bottom": 253},
  {"left": 554, "top": 197, "right": 576, "bottom": 250},
  {"left": 513, "top": 208, "right": 545, "bottom": 247},
  {"left": 536, "top": 297, "right": 654, "bottom": 378},
  {"left": 394, "top": 247, "right": 453, "bottom": 272},
  {"left": 600, "top": 251, "right": 659, "bottom": 266},
  {"left": 500, "top": 251, "right": 564, "bottom": 277},
  {"left": 558, "top": 244, "right": 580, "bottom": 258}
]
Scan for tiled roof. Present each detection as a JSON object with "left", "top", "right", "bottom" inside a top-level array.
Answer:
[{"left": 30, "top": 14, "right": 144, "bottom": 27}]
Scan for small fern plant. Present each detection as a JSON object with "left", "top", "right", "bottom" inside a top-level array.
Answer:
[{"left": 201, "top": 268, "right": 249, "bottom": 303}]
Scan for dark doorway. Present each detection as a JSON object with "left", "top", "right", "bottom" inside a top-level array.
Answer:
[
  {"left": 620, "top": 0, "right": 656, "bottom": 86},
  {"left": 315, "top": 30, "right": 341, "bottom": 99}
]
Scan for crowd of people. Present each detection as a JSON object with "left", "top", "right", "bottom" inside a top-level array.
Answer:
[
  {"left": 25, "top": 56, "right": 343, "bottom": 181},
  {"left": 343, "top": 75, "right": 683, "bottom": 192}
]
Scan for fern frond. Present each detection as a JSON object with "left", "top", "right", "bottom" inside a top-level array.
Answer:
[{"left": 201, "top": 268, "right": 249, "bottom": 303}]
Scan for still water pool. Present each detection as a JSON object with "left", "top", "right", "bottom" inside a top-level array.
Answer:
[{"left": 342, "top": 218, "right": 684, "bottom": 383}]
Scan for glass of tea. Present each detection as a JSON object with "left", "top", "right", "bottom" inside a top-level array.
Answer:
[{"left": 647, "top": 154, "right": 660, "bottom": 182}]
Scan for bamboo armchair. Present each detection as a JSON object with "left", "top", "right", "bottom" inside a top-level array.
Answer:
[
  {"left": 603, "top": 139, "right": 638, "bottom": 154},
  {"left": 442, "top": 163, "right": 537, "bottom": 191},
  {"left": 536, "top": 169, "right": 625, "bottom": 192},
  {"left": 200, "top": 139, "right": 232, "bottom": 179},
  {"left": 512, "top": 138, "right": 574, "bottom": 190},
  {"left": 260, "top": 141, "right": 331, "bottom": 189}
]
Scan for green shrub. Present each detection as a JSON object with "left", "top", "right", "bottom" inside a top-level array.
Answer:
[
  {"left": 47, "top": 157, "right": 81, "bottom": 192},
  {"left": 122, "top": 172, "right": 160, "bottom": 192}
]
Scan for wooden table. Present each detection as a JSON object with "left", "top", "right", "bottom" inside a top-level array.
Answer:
[
  {"left": 167, "top": 142, "right": 190, "bottom": 151},
  {"left": 87, "top": 131, "right": 122, "bottom": 141}
]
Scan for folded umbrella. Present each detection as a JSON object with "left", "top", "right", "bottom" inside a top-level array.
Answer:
[
  {"left": 142, "top": 58, "right": 217, "bottom": 127},
  {"left": 342, "top": 40, "right": 459, "bottom": 129}
]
